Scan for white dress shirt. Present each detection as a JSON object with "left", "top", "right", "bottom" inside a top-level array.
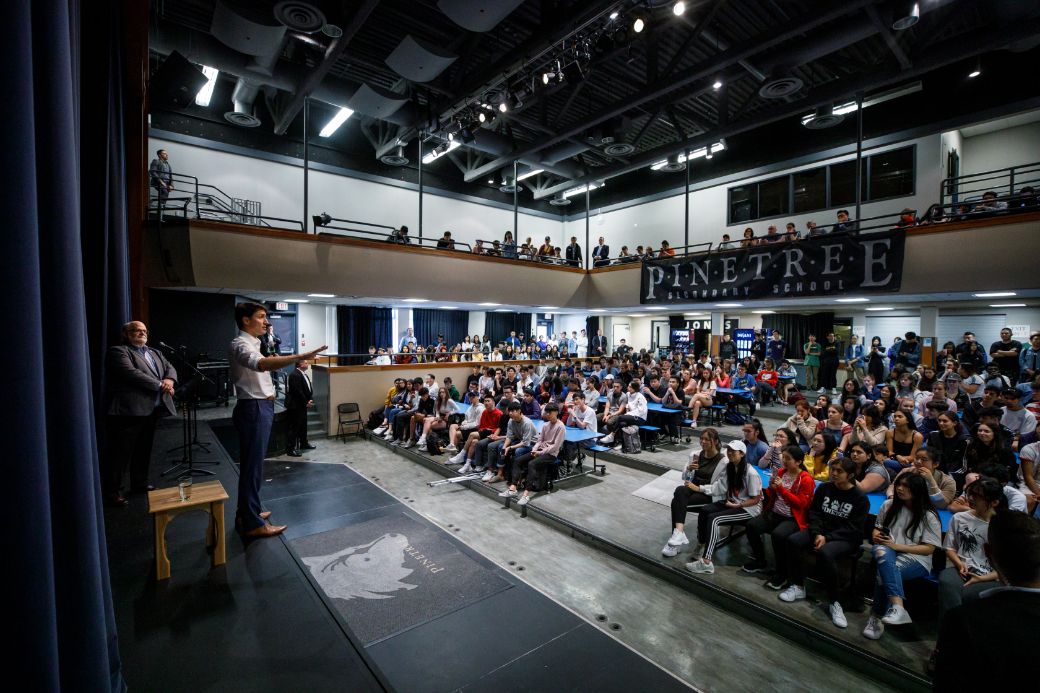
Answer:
[{"left": 230, "top": 330, "right": 275, "bottom": 399}]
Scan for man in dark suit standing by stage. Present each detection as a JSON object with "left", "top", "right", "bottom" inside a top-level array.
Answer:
[
  {"left": 591, "top": 329, "right": 607, "bottom": 357},
  {"left": 285, "top": 359, "right": 315, "bottom": 457},
  {"left": 592, "top": 236, "right": 610, "bottom": 267},
  {"left": 103, "top": 321, "right": 178, "bottom": 507},
  {"left": 230, "top": 302, "right": 325, "bottom": 538}
]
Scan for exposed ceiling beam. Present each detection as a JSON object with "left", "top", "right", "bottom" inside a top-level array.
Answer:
[
  {"left": 662, "top": 0, "right": 730, "bottom": 78},
  {"left": 463, "top": 0, "right": 881, "bottom": 184},
  {"left": 273, "top": 0, "right": 380, "bottom": 135},
  {"left": 531, "top": 14, "right": 1040, "bottom": 199},
  {"left": 864, "top": 4, "right": 912, "bottom": 70}
]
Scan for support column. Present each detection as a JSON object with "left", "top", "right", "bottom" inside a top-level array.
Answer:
[
  {"left": 710, "top": 311, "right": 726, "bottom": 357},
  {"left": 920, "top": 305, "right": 939, "bottom": 367}
]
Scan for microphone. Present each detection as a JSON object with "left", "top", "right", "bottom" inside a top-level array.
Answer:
[{"left": 158, "top": 341, "right": 174, "bottom": 350}]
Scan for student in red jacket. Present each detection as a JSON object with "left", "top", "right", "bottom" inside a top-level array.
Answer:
[{"left": 742, "top": 446, "right": 815, "bottom": 589}]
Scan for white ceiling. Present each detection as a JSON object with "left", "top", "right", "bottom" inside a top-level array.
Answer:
[{"left": 959, "top": 108, "right": 1040, "bottom": 137}]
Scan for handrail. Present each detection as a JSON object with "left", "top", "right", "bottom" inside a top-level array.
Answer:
[
  {"left": 473, "top": 238, "right": 576, "bottom": 266},
  {"left": 316, "top": 222, "right": 474, "bottom": 252},
  {"left": 940, "top": 160, "right": 1040, "bottom": 206}
]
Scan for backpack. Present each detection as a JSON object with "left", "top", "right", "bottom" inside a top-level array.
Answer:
[
  {"left": 621, "top": 424, "right": 642, "bottom": 454},
  {"left": 724, "top": 408, "right": 751, "bottom": 426},
  {"left": 367, "top": 409, "right": 384, "bottom": 429},
  {"left": 425, "top": 433, "right": 444, "bottom": 456}
]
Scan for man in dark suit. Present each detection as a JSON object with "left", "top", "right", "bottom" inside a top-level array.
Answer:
[
  {"left": 591, "top": 329, "right": 607, "bottom": 357},
  {"left": 259, "top": 324, "right": 283, "bottom": 393},
  {"left": 564, "top": 236, "right": 582, "bottom": 267},
  {"left": 103, "top": 321, "right": 178, "bottom": 506},
  {"left": 592, "top": 236, "right": 610, "bottom": 267},
  {"left": 285, "top": 358, "right": 315, "bottom": 456},
  {"left": 933, "top": 510, "right": 1040, "bottom": 689}
]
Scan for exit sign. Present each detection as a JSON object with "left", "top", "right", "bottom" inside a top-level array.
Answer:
[{"left": 275, "top": 302, "right": 289, "bottom": 311}]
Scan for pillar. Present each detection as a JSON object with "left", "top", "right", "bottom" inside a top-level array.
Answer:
[{"left": 920, "top": 305, "right": 939, "bottom": 367}]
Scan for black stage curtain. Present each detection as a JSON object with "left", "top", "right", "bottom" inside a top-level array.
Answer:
[
  {"left": 485, "top": 312, "right": 532, "bottom": 346},
  {"left": 5, "top": 0, "right": 124, "bottom": 688},
  {"left": 337, "top": 307, "right": 392, "bottom": 364},
  {"left": 413, "top": 308, "right": 469, "bottom": 348},
  {"left": 761, "top": 312, "right": 834, "bottom": 359},
  {"left": 586, "top": 316, "right": 600, "bottom": 353}
]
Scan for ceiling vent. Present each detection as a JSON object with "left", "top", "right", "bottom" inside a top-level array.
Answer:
[
  {"left": 224, "top": 107, "right": 262, "bottom": 127},
  {"left": 380, "top": 147, "right": 410, "bottom": 166},
  {"left": 549, "top": 192, "right": 572, "bottom": 206},
  {"left": 802, "top": 105, "right": 845, "bottom": 129},
  {"left": 499, "top": 176, "right": 522, "bottom": 194},
  {"left": 758, "top": 76, "right": 804, "bottom": 99},
  {"left": 274, "top": 1, "right": 327, "bottom": 33},
  {"left": 603, "top": 142, "right": 635, "bottom": 156},
  {"left": 658, "top": 153, "right": 686, "bottom": 172}
]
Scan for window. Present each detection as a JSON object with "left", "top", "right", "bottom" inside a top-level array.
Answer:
[
  {"left": 758, "top": 176, "right": 790, "bottom": 217},
  {"left": 793, "top": 167, "right": 827, "bottom": 213},
  {"left": 728, "top": 185, "right": 757, "bottom": 223},
  {"left": 828, "top": 160, "right": 865, "bottom": 208},
  {"left": 868, "top": 147, "right": 914, "bottom": 200}
]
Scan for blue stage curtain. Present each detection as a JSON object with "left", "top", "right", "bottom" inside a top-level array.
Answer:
[
  {"left": 3, "top": 0, "right": 124, "bottom": 689},
  {"left": 337, "top": 307, "right": 392, "bottom": 364},
  {"left": 412, "top": 308, "right": 469, "bottom": 349}
]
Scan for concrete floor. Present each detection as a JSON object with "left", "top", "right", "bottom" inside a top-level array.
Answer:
[{"left": 287, "top": 437, "right": 902, "bottom": 693}]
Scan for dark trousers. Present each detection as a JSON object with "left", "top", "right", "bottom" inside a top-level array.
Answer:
[
  {"left": 787, "top": 530, "right": 858, "bottom": 602},
  {"left": 511, "top": 452, "right": 556, "bottom": 492},
  {"left": 746, "top": 512, "right": 799, "bottom": 576},
  {"left": 670, "top": 485, "right": 712, "bottom": 526},
  {"left": 819, "top": 360, "right": 839, "bottom": 389},
  {"left": 104, "top": 411, "right": 159, "bottom": 496},
  {"left": 286, "top": 405, "right": 308, "bottom": 450},
  {"left": 234, "top": 399, "right": 274, "bottom": 532},
  {"left": 609, "top": 415, "right": 645, "bottom": 434},
  {"left": 696, "top": 502, "right": 753, "bottom": 561}
]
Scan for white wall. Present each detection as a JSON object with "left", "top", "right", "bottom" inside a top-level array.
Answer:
[
  {"left": 961, "top": 122, "right": 1040, "bottom": 180},
  {"left": 151, "top": 136, "right": 562, "bottom": 247},
  {"left": 295, "top": 302, "right": 329, "bottom": 352},
  {"left": 467, "top": 311, "right": 486, "bottom": 340}
]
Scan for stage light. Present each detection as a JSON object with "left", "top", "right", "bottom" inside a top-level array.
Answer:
[
  {"left": 542, "top": 72, "right": 551, "bottom": 85},
  {"left": 609, "top": 11, "right": 619, "bottom": 20},
  {"left": 968, "top": 69, "right": 981, "bottom": 78},
  {"left": 318, "top": 106, "right": 354, "bottom": 137},
  {"left": 969, "top": 59, "right": 981, "bottom": 78},
  {"left": 478, "top": 111, "right": 487, "bottom": 123},
  {"left": 673, "top": 2, "right": 686, "bottom": 16},
  {"left": 892, "top": 2, "right": 920, "bottom": 30},
  {"left": 488, "top": 178, "right": 495, "bottom": 184},
  {"left": 421, "top": 140, "right": 460, "bottom": 164},
  {"left": 498, "top": 102, "right": 508, "bottom": 113},
  {"left": 713, "top": 78, "right": 723, "bottom": 90},
  {"left": 448, "top": 131, "right": 454, "bottom": 141},
  {"left": 633, "top": 16, "right": 645, "bottom": 33},
  {"left": 705, "top": 150, "right": 713, "bottom": 159},
  {"left": 195, "top": 65, "right": 219, "bottom": 106}
]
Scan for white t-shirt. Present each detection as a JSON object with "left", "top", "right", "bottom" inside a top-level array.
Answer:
[
  {"left": 943, "top": 512, "right": 993, "bottom": 575},
  {"left": 962, "top": 374, "right": 985, "bottom": 400},
  {"left": 1019, "top": 442, "right": 1040, "bottom": 494},
  {"left": 875, "top": 499, "right": 943, "bottom": 571},
  {"left": 1002, "top": 407, "right": 1037, "bottom": 437},
  {"left": 568, "top": 404, "right": 598, "bottom": 433}
]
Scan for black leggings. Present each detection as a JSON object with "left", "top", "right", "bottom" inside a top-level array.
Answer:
[
  {"left": 670, "top": 485, "right": 712, "bottom": 526},
  {"left": 787, "top": 530, "right": 859, "bottom": 602},
  {"left": 609, "top": 415, "right": 646, "bottom": 434},
  {"left": 746, "top": 512, "right": 799, "bottom": 577}
]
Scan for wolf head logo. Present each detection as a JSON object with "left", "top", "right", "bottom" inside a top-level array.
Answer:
[{"left": 303, "top": 532, "right": 418, "bottom": 601}]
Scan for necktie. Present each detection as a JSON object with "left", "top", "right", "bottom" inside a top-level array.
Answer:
[{"left": 140, "top": 348, "right": 160, "bottom": 377}]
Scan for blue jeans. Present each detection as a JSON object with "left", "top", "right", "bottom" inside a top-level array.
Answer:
[
  {"left": 872, "top": 545, "right": 930, "bottom": 614},
  {"left": 233, "top": 398, "right": 274, "bottom": 532},
  {"left": 883, "top": 458, "right": 906, "bottom": 477},
  {"left": 488, "top": 441, "right": 530, "bottom": 470}
]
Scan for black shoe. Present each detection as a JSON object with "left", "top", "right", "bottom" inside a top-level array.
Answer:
[
  {"left": 741, "top": 559, "right": 769, "bottom": 574},
  {"left": 765, "top": 575, "right": 788, "bottom": 590},
  {"left": 287, "top": 450, "right": 303, "bottom": 457},
  {"left": 300, "top": 443, "right": 316, "bottom": 450}
]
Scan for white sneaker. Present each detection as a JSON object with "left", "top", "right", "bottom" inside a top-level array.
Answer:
[
  {"left": 685, "top": 559, "right": 714, "bottom": 574},
  {"left": 881, "top": 604, "right": 913, "bottom": 625},
  {"left": 599, "top": 433, "right": 614, "bottom": 445},
  {"left": 390, "top": 439, "right": 401, "bottom": 446},
  {"left": 817, "top": 388, "right": 827, "bottom": 394},
  {"left": 383, "top": 432, "right": 394, "bottom": 440},
  {"left": 481, "top": 470, "right": 495, "bottom": 482},
  {"left": 862, "top": 615, "right": 884, "bottom": 640},
  {"left": 403, "top": 440, "right": 416, "bottom": 449},
  {"left": 458, "top": 462, "right": 473, "bottom": 475},
  {"left": 517, "top": 495, "right": 530, "bottom": 506},
  {"left": 417, "top": 436, "right": 426, "bottom": 447},
  {"left": 778, "top": 585, "right": 806, "bottom": 603},
  {"left": 448, "top": 451, "right": 465, "bottom": 465},
  {"left": 667, "top": 529, "right": 689, "bottom": 547},
  {"left": 498, "top": 488, "right": 518, "bottom": 498},
  {"left": 829, "top": 601, "right": 848, "bottom": 628},
  {"left": 473, "top": 466, "right": 485, "bottom": 473},
  {"left": 373, "top": 426, "right": 387, "bottom": 435},
  {"left": 661, "top": 544, "right": 679, "bottom": 557},
  {"left": 445, "top": 443, "right": 457, "bottom": 452}
]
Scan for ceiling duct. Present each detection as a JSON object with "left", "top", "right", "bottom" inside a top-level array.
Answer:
[
  {"left": 225, "top": 80, "right": 262, "bottom": 126},
  {"left": 498, "top": 175, "right": 522, "bottom": 193},
  {"left": 437, "top": 0, "right": 525, "bottom": 33},
  {"left": 385, "top": 35, "right": 458, "bottom": 83},
  {"left": 380, "top": 146, "right": 409, "bottom": 166},
  {"left": 803, "top": 105, "right": 845, "bottom": 129},
  {"left": 603, "top": 141, "right": 635, "bottom": 156},
  {"left": 211, "top": 1, "right": 287, "bottom": 127},
  {"left": 548, "top": 192, "right": 572, "bottom": 206},
  {"left": 758, "top": 76, "right": 804, "bottom": 99},
  {"left": 273, "top": 1, "right": 327, "bottom": 33},
  {"left": 658, "top": 153, "right": 686, "bottom": 172}
]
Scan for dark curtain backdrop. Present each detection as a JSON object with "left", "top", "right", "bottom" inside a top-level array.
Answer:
[
  {"left": 586, "top": 316, "right": 600, "bottom": 353},
  {"left": 4, "top": 0, "right": 124, "bottom": 689},
  {"left": 761, "top": 312, "right": 834, "bottom": 360},
  {"left": 485, "top": 312, "right": 532, "bottom": 345},
  {"left": 337, "top": 306, "right": 392, "bottom": 364},
  {"left": 413, "top": 308, "right": 469, "bottom": 347}
]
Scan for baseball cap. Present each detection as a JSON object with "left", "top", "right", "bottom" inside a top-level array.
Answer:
[
  {"left": 945, "top": 373, "right": 962, "bottom": 382},
  {"left": 726, "top": 440, "right": 747, "bottom": 454},
  {"left": 604, "top": 373, "right": 614, "bottom": 380}
]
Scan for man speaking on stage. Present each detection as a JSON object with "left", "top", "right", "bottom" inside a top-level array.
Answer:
[{"left": 230, "top": 302, "right": 326, "bottom": 538}]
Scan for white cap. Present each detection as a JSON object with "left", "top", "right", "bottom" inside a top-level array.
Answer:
[{"left": 726, "top": 440, "right": 747, "bottom": 454}]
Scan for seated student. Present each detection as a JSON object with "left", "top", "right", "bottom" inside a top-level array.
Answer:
[
  {"left": 476, "top": 401, "right": 536, "bottom": 480},
  {"left": 934, "top": 510, "right": 1040, "bottom": 690},
  {"left": 776, "top": 360, "right": 798, "bottom": 401},
  {"left": 417, "top": 388, "right": 458, "bottom": 451},
  {"left": 393, "top": 386, "right": 432, "bottom": 447},
  {"left": 838, "top": 404, "right": 888, "bottom": 453},
  {"left": 685, "top": 441, "right": 764, "bottom": 574},
  {"left": 1019, "top": 441, "right": 1040, "bottom": 511},
  {"left": 740, "top": 419, "right": 769, "bottom": 468},
  {"left": 662, "top": 429, "right": 727, "bottom": 556},
  {"left": 373, "top": 378, "right": 407, "bottom": 435},
  {"left": 597, "top": 381, "right": 648, "bottom": 447},
  {"left": 858, "top": 374, "right": 882, "bottom": 403},
  {"left": 965, "top": 421, "right": 1017, "bottom": 483},
  {"left": 862, "top": 474, "right": 943, "bottom": 640},
  {"left": 806, "top": 432, "right": 839, "bottom": 481},
  {"left": 727, "top": 363, "right": 758, "bottom": 415},
  {"left": 743, "top": 447, "right": 815, "bottom": 582},
  {"left": 442, "top": 377, "right": 461, "bottom": 402},
  {"left": 849, "top": 442, "right": 891, "bottom": 494},
  {"left": 817, "top": 404, "right": 853, "bottom": 448},
  {"left": 783, "top": 400, "right": 820, "bottom": 450},
  {"left": 929, "top": 411, "right": 969, "bottom": 483},
  {"left": 755, "top": 358, "right": 780, "bottom": 405},
  {"left": 757, "top": 428, "right": 799, "bottom": 471},
  {"left": 519, "top": 387, "right": 542, "bottom": 420},
  {"left": 885, "top": 408, "right": 922, "bottom": 475},
  {"left": 656, "top": 375, "right": 686, "bottom": 440},
  {"left": 499, "top": 403, "right": 566, "bottom": 506},
  {"left": 446, "top": 391, "right": 484, "bottom": 453},
  {"left": 949, "top": 463, "right": 1029, "bottom": 514},
  {"left": 449, "top": 395, "right": 502, "bottom": 466},
  {"left": 887, "top": 446, "right": 957, "bottom": 509},
  {"left": 811, "top": 393, "right": 831, "bottom": 422},
  {"left": 687, "top": 367, "right": 717, "bottom": 422},
  {"left": 1000, "top": 386, "right": 1038, "bottom": 451},
  {"left": 780, "top": 457, "right": 870, "bottom": 628}
]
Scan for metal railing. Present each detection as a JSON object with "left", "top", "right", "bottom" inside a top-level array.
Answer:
[
  {"left": 473, "top": 238, "right": 578, "bottom": 267},
  {"left": 314, "top": 215, "right": 474, "bottom": 252},
  {"left": 148, "top": 171, "right": 305, "bottom": 230},
  {"left": 941, "top": 160, "right": 1040, "bottom": 206}
]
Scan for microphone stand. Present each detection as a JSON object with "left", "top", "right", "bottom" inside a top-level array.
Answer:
[{"left": 157, "top": 343, "right": 217, "bottom": 478}]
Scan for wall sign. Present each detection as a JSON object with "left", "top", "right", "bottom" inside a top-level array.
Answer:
[
  {"left": 734, "top": 328, "right": 756, "bottom": 360},
  {"left": 640, "top": 229, "right": 906, "bottom": 304}
]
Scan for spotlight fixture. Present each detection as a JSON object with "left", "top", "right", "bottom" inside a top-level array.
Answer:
[
  {"left": 713, "top": 78, "right": 723, "bottom": 90},
  {"left": 312, "top": 212, "right": 332, "bottom": 228},
  {"left": 498, "top": 102, "right": 507, "bottom": 113},
  {"left": 609, "top": 11, "right": 619, "bottom": 20},
  {"left": 892, "top": 2, "right": 920, "bottom": 30},
  {"left": 632, "top": 15, "right": 646, "bottom": 33},
  {"left": 421, "top": 140, "right": 460, "bottom": 164},
  {"left": 673, "top": 2, "right": 686, "bottom": 16},
  {"left": 705, "top": 150, "right": 713, "bottom": 160},
  {"left": 968, "top": 59, "right": 981, "bottom": 78}
]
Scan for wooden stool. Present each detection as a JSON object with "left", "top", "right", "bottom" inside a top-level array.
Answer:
[{"left": 147, "top": 480, "right": 229, "bottom": 581}]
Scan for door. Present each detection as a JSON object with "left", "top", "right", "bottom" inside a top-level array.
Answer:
[{"left": 612, "top": 322, "right": 630, "bottom": 352}]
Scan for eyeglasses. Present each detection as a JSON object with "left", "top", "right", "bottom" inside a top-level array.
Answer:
[{"left": 128, "top": 329, "right": 148, "bottom": 334}]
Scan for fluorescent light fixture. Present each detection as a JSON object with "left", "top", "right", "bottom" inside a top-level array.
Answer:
[
  {"left": 402, "top": 298, "right": 429, "bottom": 303},
  {"left": 439, "top": 306, "right": 458, "bottom": 310},
  {"left": 478, "top": 302, "right": 501, "bottom": 306},
  {"left": 835, "top": 297, "right": 870, "bottom": 303},
  {"left": 538, "top": 306, "right": 559, "bottom": 310},
  {"left": 865, "top": 307, "right": 894, "bottom": 311},
  {"left": 799, "top": 82, "right": 922, "bottom": 126},
  {"left": 683, "top": 313, "right": 706, "bottom": 317},
  {"left": 562, "top": 182, "right": 604, "bottom": 199},
  {"left": 195, "top": 65, "right": 219, "bottom": 106},
  {"left": 318, "top": 106, "right": 354, "bottom": 137},
  {"left": 646, "top": 306, "right": 666, "bottom": 310},
  {"left": 990, "top": 303, "right": 1026, "bottom": 308},
  {"left": 307, "top": 293, "right": 336, "bottom": 298},
  {"left": 516, "top": 168, "right": 544, "bottom": 181},
  {"left": 421, "top": 139, "right": 461, "bottom": 164},
  {"left": 650, "top": 141, "right": 726, "bottom": 170},
  {"left": 283, "top": 299, "right": 309, "bottom": 304},
  {"left": 974, "top": 291, "right": 1016, "bottom": 298},
  {"left": 716, "top": 303, "right": 743, "bottom": 308},
  {"left": 590, "top": 308, "right": 606, "bottom": 312},
  {"left": 494, "top": 308, "right": 512, "bottom": 312},
  {"left": 752, "top": 310, "right": 776, "bottom": 314}
]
